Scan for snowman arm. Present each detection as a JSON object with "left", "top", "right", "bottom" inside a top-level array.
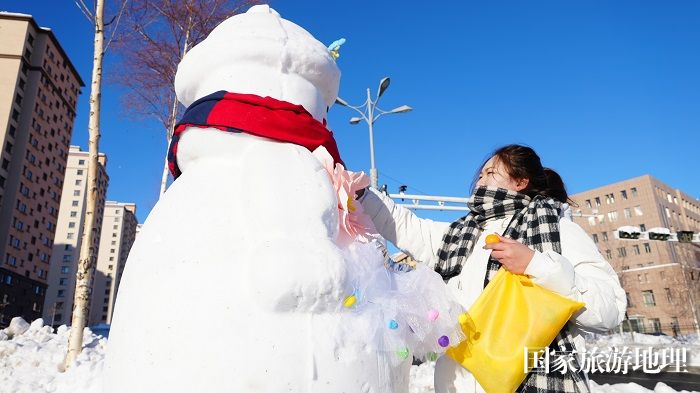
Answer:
[{"left": 359, "top": 188, "right": 449, "bottom": 268}]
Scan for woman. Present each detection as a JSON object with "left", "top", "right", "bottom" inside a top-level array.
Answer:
[{"left": 358, "top": 145, "right": 626, "bottom": 392}]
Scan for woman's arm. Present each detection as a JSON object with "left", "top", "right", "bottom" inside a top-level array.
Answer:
[
  {"left": 359, "top": 188, "right": 450, "bottom": 268},
  {"left": 523, "top": 218, "right": 627, "bottom": 332}
]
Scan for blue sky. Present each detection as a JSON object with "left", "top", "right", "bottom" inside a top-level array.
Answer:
[{"left": 4, "top": 1, "right": 700, "bottom": 224}]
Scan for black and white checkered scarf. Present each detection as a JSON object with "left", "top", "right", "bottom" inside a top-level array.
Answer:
[{"left": 436, "top": 186, "right": 590, "bottom": 393}]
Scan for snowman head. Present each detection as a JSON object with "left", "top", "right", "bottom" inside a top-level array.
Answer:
[{"left": 174, "top": 4, "right": 340, "bottom": 123}]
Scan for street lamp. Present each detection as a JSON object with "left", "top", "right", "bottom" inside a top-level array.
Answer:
[{"left": 335, "top": 77, "right": 412, "bottom": 189}]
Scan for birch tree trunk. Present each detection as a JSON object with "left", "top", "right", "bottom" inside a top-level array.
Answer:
[
  {"left": 64, "top": 0, "right": 105, "bottom": 369},
  {"left": 158, "top": 96, "right": 179, "bottom": 197},
  {"left": 158, "top": 22, "right": 191, "bottom": 198}
]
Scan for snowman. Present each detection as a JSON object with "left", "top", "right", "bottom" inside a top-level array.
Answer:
[{"left": 104, "top": 5, "right": 463, "bottom": 392}]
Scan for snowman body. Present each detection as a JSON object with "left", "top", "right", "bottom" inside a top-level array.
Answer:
[{"left": 104, "top": 5, "right": 411, "bottom": 392}]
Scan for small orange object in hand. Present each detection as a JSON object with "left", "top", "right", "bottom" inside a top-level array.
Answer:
[{"left": 485, "top": 234, "right": 500, "bottom": 244}]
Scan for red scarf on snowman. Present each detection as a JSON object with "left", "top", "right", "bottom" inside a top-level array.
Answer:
[{"left": 168, "top": 91, "right": 344, "bottom": 178}]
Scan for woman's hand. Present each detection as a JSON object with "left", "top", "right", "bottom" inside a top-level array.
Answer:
[{"left": 483, "top": 234, "right": 535, "bottom": 274}]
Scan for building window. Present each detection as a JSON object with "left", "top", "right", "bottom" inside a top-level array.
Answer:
[
  {"left": 648, "top": 318, "right": 661, "bottom": 334},
  {"left": 75, "top": 179, "right": 82, "bottom": 186},
  {"left": 59, "top": 278, "right": 67, "bottom": 286},
  {"left": 631, "top": 187, "right": 638, "bottom": 197},
  {"left": 605, "top": 250, "right": 612, "bottom": 259},
  {"left": 60, "top": 266, "right": 70, "bottom": 274},
  {"left": 665, "top": 288, "right": 673, "bottom": 302},
  {"left": 640, "top": 224, "right": 646, "bottom": 231},
  {"left": 642, "top": 290, "right": 656, "bottom": 306},
  {"left": 594, "top": 197, "right": 601, "bottom": 207},
  {"left": 634, "top": 206, "right": 643, "bottom": 216},
  {"left": 602, "top": 232, "right": 608, "bottom": 241},
  {"left": 77, "top": 169, "right": 83, "bottom": 175},
  {"left": 624, "top": 208, "right": 631, "bottom": 219},
  {"left": 68, "top": 222, "right": 76, "bottom": 228},
  {"left": 606, "top": 193, "right": 615, "bottom": 204},
  {"left": 57, "top": 289, "right": 65, "bottom": 298},
  {"left": 592, "top": 234, "right": 598, "bottom": 243},
  {"left": 633, "top": 245, "right": 640, "bottom": 255},
  {"left": 78, "top": 159, "right": 85, "bottom": 165},
  {"left": 585, "top": 199, "right": 591, "bottom": 208},
  {"left": 608, "top": 211, "right": 618, "bottom": 222},
  {"left": 72, "top": 200, "right": 79, "bottom": 207},
  {"left": 587, "top": 217, "right": 596, "bottom": 226},
  {"left": 617, "top": 247, "right": 627, "bottom": 257},
  {"left": 644, "top": 243, "right": 651, "bottom": 253},
  {"left": 73, "top": 190, "right": 80, "bottom": 196},
  {"left": 625, "top": 292, "right": 633, "bottom": 307},
  {"left": 67, "top": 233, "right": 74, "bottom": 239},
  {"left": 621, "top": 190, "right": 627, "bottom": 200},
  {"left": 70, "top": 211, "right": 77, "bottom": 217}
]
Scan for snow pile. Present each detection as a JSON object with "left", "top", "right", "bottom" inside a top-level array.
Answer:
[{"left": 0, "top": 317, "right": 106, "bottom": 393}]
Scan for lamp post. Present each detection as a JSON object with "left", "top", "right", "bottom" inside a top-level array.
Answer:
[{"left": 336, "top": 77, "right": 412, "bottom": 189}]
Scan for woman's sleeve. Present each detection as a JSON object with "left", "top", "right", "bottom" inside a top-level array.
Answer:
[
  {"left": 359, "top": 188, "right": 450, "bottom": 268},
  {"left": 523, "top": 218, "right": 627, "bottom": 332}
]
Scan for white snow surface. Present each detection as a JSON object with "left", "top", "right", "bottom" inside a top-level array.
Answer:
[
  {"left": 174, "top": 4, "right": 340, "bottom": 121},
  {"left": 1, "top": 318, "right": 698, "bottom": 393},
  {"left": 0, "top": 318, "right": 106, "bottom": 393},
  {"left": 104, "top": 5, "right": 452, "bottom": 393}
]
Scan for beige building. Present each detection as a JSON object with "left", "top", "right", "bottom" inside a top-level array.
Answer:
[
  {"left": 571, "top": 175, "right": 700, "bottom": 336},
  {"left": 90, "top": 201, "right": 137, "bottom": 325},
  {"left": 43, "top": 146, "right": 108, "bottom": 327},
  {"left": 0, "top": 13, "right": 84, "bottom": 326}
]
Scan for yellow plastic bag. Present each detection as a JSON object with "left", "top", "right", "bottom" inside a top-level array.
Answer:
[{"left": 447, "top": 268, "right": 585, "bottom": 393}]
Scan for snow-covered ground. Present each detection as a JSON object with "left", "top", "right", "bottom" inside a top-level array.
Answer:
[
  {"left": 1, "top": 317, "right": 698, "bottom": 393},
  {"left": 0, "top": 318, "right": 105, "bottom": 393}
]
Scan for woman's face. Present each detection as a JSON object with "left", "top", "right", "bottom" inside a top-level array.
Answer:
[{"left": 475, "top": 156, "right": 528, "bottom": 192}]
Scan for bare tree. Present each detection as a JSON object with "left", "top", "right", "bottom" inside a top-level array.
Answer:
[
  {"left": 64, "top": 0, "right": 126, "bottom": 369},
  {"left": 112, "top": 0, "right": 259, "bottom": 196}
]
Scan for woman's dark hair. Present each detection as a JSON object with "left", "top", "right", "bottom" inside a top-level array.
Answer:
[{"left": 472, "top": 144, "right": 571, "bottom": 204}]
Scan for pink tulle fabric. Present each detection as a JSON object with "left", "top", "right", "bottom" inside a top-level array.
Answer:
[{"left": 313, "top": 147, "right": 377, "bottom": 244}]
